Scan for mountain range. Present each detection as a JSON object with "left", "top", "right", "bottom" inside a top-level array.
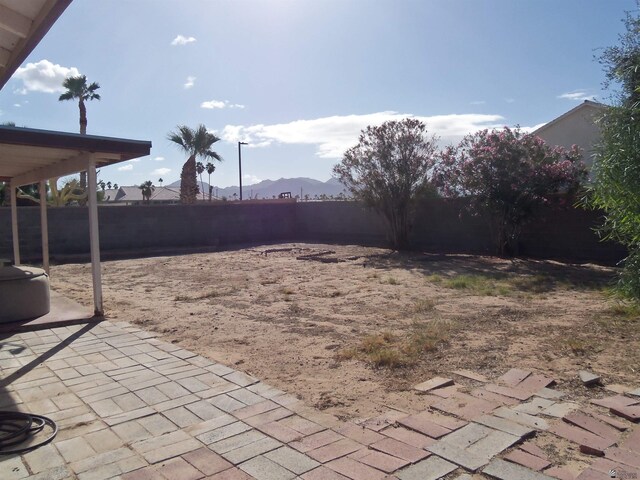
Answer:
[{"left": 168, "top": 177, "right": 349, "bottom": 200}]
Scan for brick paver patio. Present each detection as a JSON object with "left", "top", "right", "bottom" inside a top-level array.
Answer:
[{"left": 0, "top": 320, "right": 639, "bottom": 479}]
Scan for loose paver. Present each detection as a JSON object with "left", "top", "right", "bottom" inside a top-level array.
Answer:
[
  {"left": 370, "top": 437, "right": 431, "bottom": 462},
  {"left": 326, "top": 456, "right": 388, "bottom": 480},
  {"left": 579, "top": 371, "right": 601, "bottom": 387},
  {"left": 396, "top": 455, "right": 458, "bottom": 480},
  {"left": 548, "top": 421, "right": 616, "bottom": 456},
  {"left": 504, "top": 448, "right": 551, "bottom": 471},
  {"left": 413, "top": 376, "right": 454, "bottom": 392},
  {"left": 483, "top": 458, "right": 555, "bottom": 479}
]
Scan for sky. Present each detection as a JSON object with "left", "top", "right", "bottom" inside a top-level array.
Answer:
[{"left": 0, "top": 0, "right": 635, "bottom": 188}]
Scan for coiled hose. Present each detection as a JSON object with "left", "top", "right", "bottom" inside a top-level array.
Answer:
[{"left": 0, "top": 411, "right": 58, "bottom": 455}]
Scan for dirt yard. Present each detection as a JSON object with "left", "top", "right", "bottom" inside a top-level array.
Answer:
[{"left": 50, "top": 243, "right": 640, "bottom": 423}]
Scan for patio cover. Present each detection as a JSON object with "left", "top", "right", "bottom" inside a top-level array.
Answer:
[
  {"left": 0, "top": 126, "right": 152, "bottom": 315},
  {"left": 0, "top": 0, "right": 73, "bottom": 90}
]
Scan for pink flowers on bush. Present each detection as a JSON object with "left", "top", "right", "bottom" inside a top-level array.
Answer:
[{"left": 433, "top": 127, "right": 587, "bottom": 255}]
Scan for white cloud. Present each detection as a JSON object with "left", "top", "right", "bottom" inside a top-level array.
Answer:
[
  {"left": 201, "top": 100, "right": 226, "bottom": 109},
  {"left": 128, "top": 158, "right": 141, "bottom": 163},
  {"left": 12, "top": 60, "right": 80, "bottom": 94},
  {"left": 153, "top": 168, "right": 171, "bottom": 176},
  {"left": 117, "top": 164, "right": 134, "bottom": 171},
  {"left": 184, "top": 76, "right": 196, "bottom": 89},
  {"left": 201, "top": 99, "right": 245, "bottom": 109},
  {"left": 221, "top": 111, "right": 506, "bottom": 158},
  {"left": 243, "top": 174, "right": 261, "bottom": 185},
  {"left": 154, "top": 156, "right": 165, "bottom": 161},
  {"left": 558, "top": 90, "right": 595, "bottom": 101},
  {"left": 470, "top": 100, "right": 486, "bottom": 105},
  {"left": 505, "top": 98, "right": 515, "bottom": 103},
  {"left": 171, "top": 35, "right": 196, "bottom": 46},
  {"left": 13, "top": 103, "right": 21, "bottom": 108}
]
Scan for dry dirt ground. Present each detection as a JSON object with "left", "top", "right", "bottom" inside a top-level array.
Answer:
[{"left": 50, "top": 243, "right": 640, "bottom": 423}]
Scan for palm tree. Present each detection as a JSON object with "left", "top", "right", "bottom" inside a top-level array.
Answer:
[
  {"left": 206, "top": 162, "right": 216, "bottom": 201},
  {"left": 138, "top": 180, "right": 155, "bottom": 204},
  {"left": 168, "top": 125, "right": 222, "bottom": 204},
  {"left": 196, "top": 162, "right": 205, "bottom": 200},
  {"left": 58, "top": 75, "right": 101, "bottom": 189}
]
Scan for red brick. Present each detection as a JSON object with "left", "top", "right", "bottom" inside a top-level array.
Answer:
[
  {"left": 545, "top": 466, "right": 576, "bottom": 480},
  {"left": 548, "top": 422, "right": 615, "bottom": 456},
  {"left": 380, "top": 425, "right": 436, "bottom": 449},
  {"left": 470, "top": 387, "right": 520, "bottom": 406},
  {"left": 257, "top": 421, "right": 304, "bottom": 443},
  {"left": 591, "top": 395, "right": 638, "bottom": 409},
  {"left": 325, "top": 457, "right": 387, "bottom": 480},
  {"left": 591, "top": 456, "right": 640, "bottom": 476},
  {"left": 183, "top": 447, "right": 233, "bottom": 476},
  {"left": 431, "top": 392, "right": 498, "bottom": 421},
  {"left": 301, "top": 466, "right": 350, "bottom": 480},
  {"left": 591, "top": 412, "right": 629, "bottom": 431},
  {"left": 563, "top": 412, "right": 620, "bottom": 442},
  {"left": 306, "top": 438, "right": 362, "bottom": 463},
  {"left": 155, "top": 457, "right": 204, "bottom": 480},
  {"left": 206, "top": 467, "right": 254, "bottom": 479},
  {"left": 334, "top": 423, "right": 385, "bottom": 445},
  {"left": 397, "top": 413, "right": 451, "bottom": 438},
  {"left": 290, "top": 430, "right": 344, "bottom": 453},
  {"left": 419, "top": 411, "right": 466, "bottom": 430},
  {"left": 499, "top": 368, "right": 531, "bottom": 386},
  {"left": 519, "top": 441, "right": 549, "bottom": 460},
  {"left": 352, "top": 450, "right": 409, "bottom": 473},
  {"left": 575, "top": 468, "right": 610, "bottom": 479},
  {"left": 611, "top": 404, "right": 640, "bottom": 422},
  {"left": 503, "top": 449, "right": 550, "bottom": 471},
  {"left": 622, "top": 425, "right": 640, "bottom": 452},
  {"left": 428, "top": 385, "right": 459, "bottom": 398},
  {"left": 604, "top": 447, "right": 640, "bottom": 468},
  {"left": 484, "top": 383, "right": 534, "bottom": 401},
  {"left": 516, "top": 374, "right": 556, "bottom": 393},
  {"left": 370, "top": 437, "right": 429, "bottom": 463}
]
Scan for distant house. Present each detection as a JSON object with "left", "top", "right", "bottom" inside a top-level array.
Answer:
[
  {"left": 534, "top": 100, "right": 607, "bottom": 173},
  {"left": 101, "top": 186, "right": 181, "bottom": 205}
]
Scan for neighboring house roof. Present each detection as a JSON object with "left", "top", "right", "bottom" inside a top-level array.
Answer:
[
  {"left": 533, "top": 100, "right": 606, "bottom": 136},
  {"left": 102, "top": 186, "right": 180, "bottom": 203},
  {"left": 533, "top": 100, "right": 607, "bottom": 172}
]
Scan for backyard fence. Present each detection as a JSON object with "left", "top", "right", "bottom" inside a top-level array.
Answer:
[{"left": 0, "top": 199, "right": 626, "bottom": 265}]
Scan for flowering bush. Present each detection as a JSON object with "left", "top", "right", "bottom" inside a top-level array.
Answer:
[
  {"left": 333, "top": 119, "right": 438, "bottom": 249},
  {"left": 434, "top": 127, "right": 587, "bottom": 255}
]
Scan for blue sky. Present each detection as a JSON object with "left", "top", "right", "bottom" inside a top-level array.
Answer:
[{"left": 0, "top": 0, "right": 634, "bottom": 187}]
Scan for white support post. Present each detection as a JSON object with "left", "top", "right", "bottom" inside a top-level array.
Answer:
[
  {"left": 10, "top": 181, "right": 20, "bottom": 265},
  {"left": 39, "top": 180, "right": 50, "bottom": 274},
  {"left": 86, "top": 155, "right": 103, "bottom": 316}
]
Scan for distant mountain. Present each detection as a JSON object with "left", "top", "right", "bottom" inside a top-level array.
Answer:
[{"left": 168, "top": 177, "right": 349, "bottom": 200}]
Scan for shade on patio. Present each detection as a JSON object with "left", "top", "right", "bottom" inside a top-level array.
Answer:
[{"left": 0, "top": 126, "right": 152, "bottom": 315}]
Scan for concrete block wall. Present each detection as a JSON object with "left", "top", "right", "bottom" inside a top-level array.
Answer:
[{"left": 0, "top": 199, "right": 626, "bottom": 265}]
